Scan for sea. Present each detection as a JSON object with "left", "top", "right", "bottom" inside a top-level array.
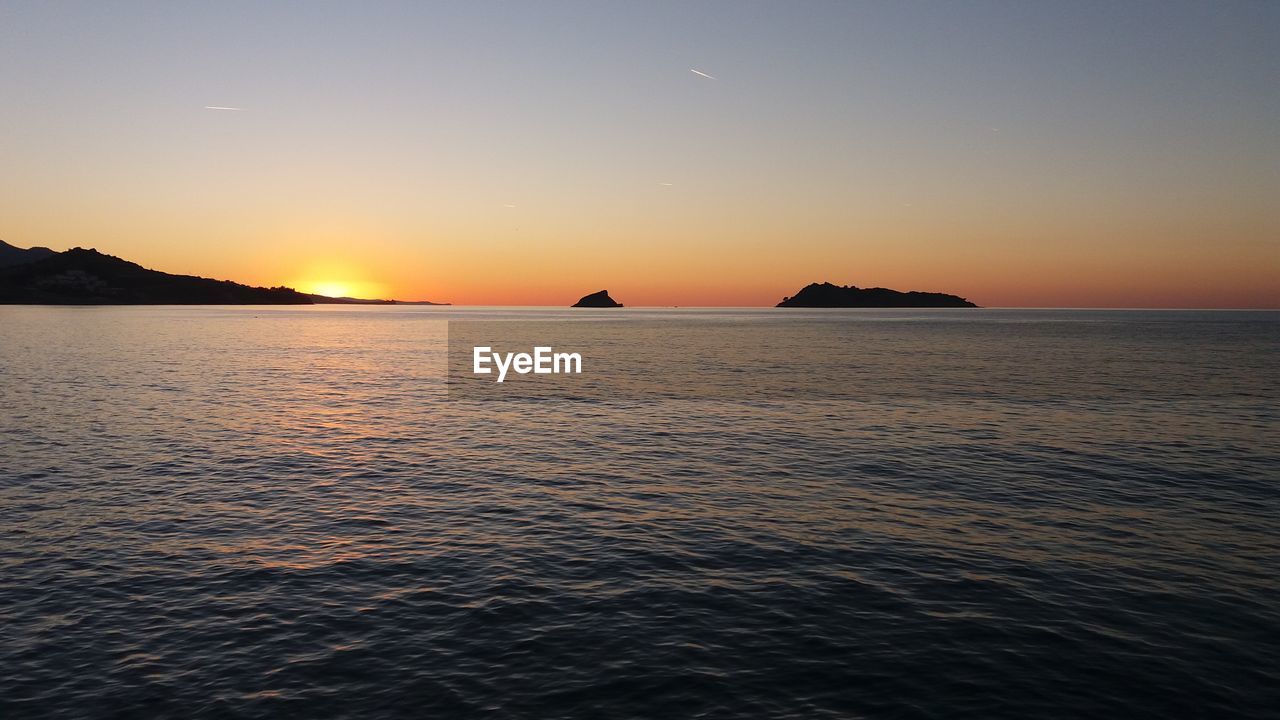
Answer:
[{"left": 1, "top": 306, "right": 1276, "bottom": 719}]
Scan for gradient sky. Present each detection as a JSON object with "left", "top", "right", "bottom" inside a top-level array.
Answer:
[{"left": 1, "top": 1, "right": 1276, "bottom": 306}]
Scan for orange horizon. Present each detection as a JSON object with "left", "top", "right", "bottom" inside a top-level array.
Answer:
[
  {"left": 3, "top": 4, "right": 1275, "bottom": 312},
  {"left": 9, "top": 239, "right": 1277, "bottom": 310}
]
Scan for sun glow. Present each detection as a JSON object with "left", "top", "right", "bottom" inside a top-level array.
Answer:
[
  {"left": 307, "top": 281, "right": 356, "bottom": 299},
  {"left": 293, "top": 278, "right": 389, "bottom": 300},
  {"left": 286, "top": 260, "right": 389, "bottom": 300}
]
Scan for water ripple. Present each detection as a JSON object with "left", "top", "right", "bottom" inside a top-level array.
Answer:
[{"left": 1, "top": 307, "right": 1277, "bottom": 719}]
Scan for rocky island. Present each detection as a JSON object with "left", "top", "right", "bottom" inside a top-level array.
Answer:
[
  {"left": 777, "top": 282, "right": 977, "bottom": 308},
  {"left": 571, "top": 290, "right": 623, "bottom": 308}
]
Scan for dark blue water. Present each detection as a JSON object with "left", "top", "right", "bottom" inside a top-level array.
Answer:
[{"left": 2, "top": 307, "right": 1277, "bottom": 718}]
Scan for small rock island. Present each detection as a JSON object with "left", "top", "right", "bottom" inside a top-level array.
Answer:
[
  {"left": 571, "top": 290, "right": 623, "bottom": 308},
  {"left": 777, "top": 282, "right": 977, "bottom": 308}
]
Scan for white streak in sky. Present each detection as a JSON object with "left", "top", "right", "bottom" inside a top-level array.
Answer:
[
  {"left": 204, "top": 106, "right": 244, "bottom": 111},
  {"left": 689, "top": 68, "right": 717, "bottom": 80},
  {"left": 659, "top": 182, "right": 673, "bottom": 186}
]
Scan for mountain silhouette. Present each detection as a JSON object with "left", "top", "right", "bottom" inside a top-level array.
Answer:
[
  {"left": 0, "top": 239, "right": 56, "bottom": 268},
  {"left": 777, "top": 282, "right": 977, "bottom": 308},
  {"left": 0, "top": 247, "right": 313, "bottom": 304},
  {"left": 0, "top": 242, "right": 447, "bottom": 305},
  {"left": 572, "top": 290, "right": 623, "bottom": 308}
]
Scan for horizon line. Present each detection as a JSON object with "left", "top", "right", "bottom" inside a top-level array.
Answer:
[{"left": 3, "top": 240, "right": 1276, "bottom": 311}]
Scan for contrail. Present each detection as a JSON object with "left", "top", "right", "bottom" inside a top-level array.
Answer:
[
  {"left": 689, "top": 68, "right": 716, "bottom": 80},
  {"left": 204, "top": 106, "right": 244, "bottom": 111}
]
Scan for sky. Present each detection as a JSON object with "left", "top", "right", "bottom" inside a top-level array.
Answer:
[{"left": 0, "top": 1, "right": 1276, "bottom": 307}]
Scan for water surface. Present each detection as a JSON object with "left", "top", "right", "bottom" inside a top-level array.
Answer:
[{"left": 2, "top": 307, "right": 1277, "bottom": 718}]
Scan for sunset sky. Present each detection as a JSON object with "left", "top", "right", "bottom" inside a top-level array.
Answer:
[{"left": 1, "top": 1, "right": 1276, "bottom": 307}]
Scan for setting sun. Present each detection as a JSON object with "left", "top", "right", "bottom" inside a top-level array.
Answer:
[
  {"left": 288, "top": 263, "right": 388, "bottom": 300},
  {"left": 306, "top": 281, "right": 356, "bottom": 299},
  {"left": 298, "top": 280, "right": 390, "bottom": 299}
]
